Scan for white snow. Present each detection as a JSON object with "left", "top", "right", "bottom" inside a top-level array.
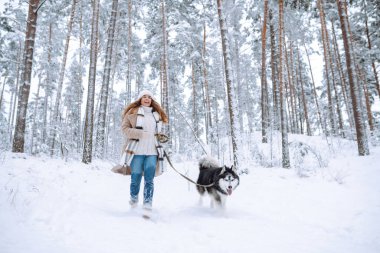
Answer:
[{"left": 1, "top": 136, "right": 380, "bottom": 253}]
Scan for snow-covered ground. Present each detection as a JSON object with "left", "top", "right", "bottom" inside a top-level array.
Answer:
[{"left": 1, "top": 136, "right": 380, "bottom": 253}]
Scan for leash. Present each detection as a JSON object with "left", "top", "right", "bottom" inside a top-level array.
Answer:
[
  {"left": 164, "top": 150, "right": 215, "bottom": 187},
  {"left": 158, "top": 106, "right": 214, "bottom": 187}
]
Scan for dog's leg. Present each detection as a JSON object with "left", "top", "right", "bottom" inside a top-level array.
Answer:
[
  {"left": 219, "top": 194, "right": 227, "bottom": 209},
  {"left": 210, "top": 197, "right": 215, "bottom": 208},
  {"left": 210, "top": 190, "right": 220, "bottom": 209},
  {"left": 196, "top": 185, "right": 204, "bottom": 194},
  {"left": 213, "top": 192, "right": 226, "bottom": 210},
  {"left": 197, "top": 186, "right": 206, "bottom": 206}
]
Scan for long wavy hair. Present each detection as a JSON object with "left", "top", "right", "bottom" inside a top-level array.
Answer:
[{"left": 122, "top": 99, "right": 169, "bottom": 123}]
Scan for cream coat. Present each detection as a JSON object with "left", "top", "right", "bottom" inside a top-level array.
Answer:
[{"left": 112, "top": 109, "right": 163, "bottom": 176}]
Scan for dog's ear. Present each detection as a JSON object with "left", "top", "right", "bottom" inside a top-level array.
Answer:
[
  {"left": 220, "top": 166, "right": 227, "bottom": 174},
  {"left": 231, "top": 165, "right": 236, "bottom": 171}
]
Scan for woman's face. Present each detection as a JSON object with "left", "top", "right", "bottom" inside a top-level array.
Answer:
[{"left": 140, "top": 95, "right": 152, "bottom": 107}]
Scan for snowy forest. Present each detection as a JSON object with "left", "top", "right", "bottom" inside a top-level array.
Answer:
[
  {"left": 1, "top": 1, "right": 380, "bottom": 252},
  {"left": 0, "top": 0, "right": 379, "bottom": 166}
]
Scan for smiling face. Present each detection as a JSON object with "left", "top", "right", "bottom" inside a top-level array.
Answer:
[{"left": 140, "top": 94, "right": 152, "bottom": 107}]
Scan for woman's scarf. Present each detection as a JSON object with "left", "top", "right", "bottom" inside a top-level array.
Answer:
[{"left": 123, "top": 106, "right": 165, "bottom": 175}]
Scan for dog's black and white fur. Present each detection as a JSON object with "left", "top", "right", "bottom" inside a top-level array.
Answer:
[{"left": 196, "top": 156, "right": 240, "bottom": 209}]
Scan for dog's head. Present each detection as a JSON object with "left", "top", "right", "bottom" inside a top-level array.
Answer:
[{"left": 218, "top": 165, "right": 240, "bottom": 195}]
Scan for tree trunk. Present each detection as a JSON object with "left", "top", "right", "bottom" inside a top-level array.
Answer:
[
  {"left": 332, "top": 75, "right": 345, "bottom": 137},
  {"left": 9, "top": 41, "right": 22, "bottom": 144},
  {"left": 191, "top": 61, "right": 199, "bottom": 137},
  {"left": 358, "top": 67, "right": 374, "bottom": 132},
  {"left": 161, "top": 0, "right": 170, "bottom": 135},
  {"left": 50, "top": 0, "right": 78, "bottom": 156},
  {"left": 42, "top": 23, "right": 53, "bottom": 144},
  {"left": 284, "top": 80, "right": 292, "bottom": 132},
  {"left": 234, "top": 38, "right": 244, "bottom": 134},
  {"left": 202, "top": 23, "right": 212, "bottom": 143},
  {"left": 284, "top": 42, "right": 296, "bottom": 133},
  {"left": 77, "top": 0, "right": 84, "bottom": 153},
  {"left": 278, "top": 0, "right": 290, "bottom": 168},
  {"left": 363, "top": 0, "right": 380, "bottom": 98},
  {"left": 296, "top": 47, "right": 311, "bottom": 136},
  {"left": 269, "top": 9, "right": 279, "bottom": 131},
  {"left": 216, "top": 0, "right": 239, "bottom": 168},
  {"left": 321, "top": 7, "right": 344, "bottom": 137},
  {"left": 336, "top": 0, "right": 369, "bottom": 156},
  {"left": 288, "top": 43, "right": 300, "bottom": 133},
  {"left": 321, "top": 8, "right": 344, "bottom": 137},
  {"left": 304, "top": 44, "right": 325, "bottom": 134},
  {"left": 126, "top": 0, "right": 132, "bottom": 104},
  {"left": 0, "top": 77, "right": 6, "bottom": 113},
  {"left": 343, "top": 1, "right": 370, "bottom": 148},
  {"left": 95, "top": 0, "right": 119, "bottom": 158},
  {"left": 261, "top": 0, "right": 269, "bottom": 143},
  {"left": 331, "top": 20, "right": 355, "bottom": 134},
  {"left": 105, "top": 5, "right": 121, "bottom": 158},
  {"left": 12, "top": 0, "right": 40, "bottom": 153},
  {"left": 82, "top": 0, "right": 100, "bottom": 163},
  {"left": 318, "top": 0, "right": 336, "bottom": 136}
]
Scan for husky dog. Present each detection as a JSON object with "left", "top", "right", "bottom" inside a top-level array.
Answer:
[{"left": 196, "top": 156, "right": 240, "bottom": 209}]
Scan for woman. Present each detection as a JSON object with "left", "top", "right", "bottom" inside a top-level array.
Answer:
[{"left": 121, "top": 90, "right": 168, "bottom": 212}]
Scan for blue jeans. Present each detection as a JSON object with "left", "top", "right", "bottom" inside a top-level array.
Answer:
[{"left": 130, "top": 155, "right": 157, "bottom": 207}]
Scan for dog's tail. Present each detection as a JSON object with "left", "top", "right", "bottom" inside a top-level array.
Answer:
[{"left": 199, "top": 156, "right": 220, "bottom": 170}]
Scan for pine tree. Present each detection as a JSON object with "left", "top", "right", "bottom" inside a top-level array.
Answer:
[
  {"left": 278, "top": 0, "right": 290, "bottom": 168},
  {"left": 318, "top": 0, "right": 336, "bottom": 136},
  {"left": 216, "top": 0, "right": 239, "bottom": 168},
  {"left": 296, "top": 47, "right": 311, "bottom": 136},
  {"left": 63, "top": 59, "right": 84, "bottom": 156},
  {"left": 12, "top": 0, "right": 41, "bottom": 153},
  {"left": 50, "top": 0, "right": 78, "bottom": 156},
  {"left": 126, "top": 0, "right": 133, "bottom": 104},
  {"left": 261, "top": 0, "right": 269, "bottom": 143},
  {"left": 95, "top": 0, "right": 119, "bottom": 158},
  {"left": 82, "top": 0, "right": 100, "bottom": 164},
  {"left": 161, "top": 0, "right": 170, "bottom": 134},
  {"left": 269, "top": 9, "right": 280, "bottom": 131},
  {"left": 336, "top": 0, "right": 369, "bottom": 156},
  {"left": 202, "top": 23, "right": 212, "bottom": 145}
]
